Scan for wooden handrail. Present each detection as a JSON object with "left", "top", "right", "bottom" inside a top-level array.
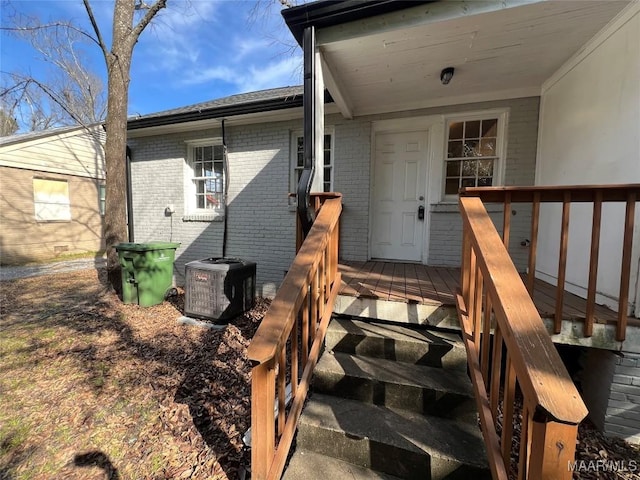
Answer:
[
  {"left": 458, "top": 196, "right": 587, "bottom": 479},
  {"left": 461, "top": 184, "right": 639, "bottom": 341},
  {"left": 247, "top": 196, "right": 342, "bottom": 480},
  {"left": 461, "top": 184, "right": 640, "bottom": 203}
]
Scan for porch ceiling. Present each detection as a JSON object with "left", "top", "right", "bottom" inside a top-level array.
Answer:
[{"left": 317, "top": 0, "right": 631, "bottom": 117}]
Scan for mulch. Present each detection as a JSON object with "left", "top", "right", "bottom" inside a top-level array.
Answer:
[
  {"left": 0, "top": 267, "right": 268, "bottom": 480},
  {"left": 2, "top": 266, "right": 640, "bottom": 479}
]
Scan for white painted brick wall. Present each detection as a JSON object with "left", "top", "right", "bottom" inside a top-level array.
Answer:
[
  {"left": 129, "top": 121, "right": 302, "bottom": 296},
  {"left": 604, "top": 352, "right": 640, "bottom": 444},
  {"left": 426, "top": 97, "right": 540, "bottom": 269},
  {"left": 128, "top": 96, "right": 540, "bottom": 295}
]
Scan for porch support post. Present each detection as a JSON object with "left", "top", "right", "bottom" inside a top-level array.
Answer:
[
  {"left": 313, "top": 47, "right": 325, "bottom": 193},
  {"left": 297, "top": 26, "right": 324, "bottom": 236}
]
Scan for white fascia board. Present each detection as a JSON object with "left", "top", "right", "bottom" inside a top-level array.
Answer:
[{"left": 316, "top": 0, "right": 542, "bottom": 46}]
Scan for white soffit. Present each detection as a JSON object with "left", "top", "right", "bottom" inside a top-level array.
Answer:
[{"left": 318, "top": 0, "right": 631, "bottom": 117}]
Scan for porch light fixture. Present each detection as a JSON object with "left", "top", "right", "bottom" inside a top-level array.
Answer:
[{"left": 440, "top": 67, "right": 455, "bottom": 85}]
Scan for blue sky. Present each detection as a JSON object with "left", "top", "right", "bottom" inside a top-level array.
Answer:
[{"left": 1, "top": 0, "right": 303, "bottom": 123}]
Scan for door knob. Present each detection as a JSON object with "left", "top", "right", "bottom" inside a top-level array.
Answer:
[{"left": 418, "top": 205, "right": 425, "bottom": 220}]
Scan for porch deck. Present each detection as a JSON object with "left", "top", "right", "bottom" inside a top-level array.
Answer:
[{"left": 337, "top": 260, "right": 640, "bottom": 351}]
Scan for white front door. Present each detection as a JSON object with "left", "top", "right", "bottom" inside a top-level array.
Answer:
[{"left": 371, "top": 130, "right": 427, "bottom": 262}]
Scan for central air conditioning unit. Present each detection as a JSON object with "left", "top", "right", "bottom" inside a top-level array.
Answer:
[{"left": 184, "top": 258, "right": 256, "bottom": 321}]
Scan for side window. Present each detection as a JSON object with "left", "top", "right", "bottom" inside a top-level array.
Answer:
[
  {"left": 444, "top": 115, "right": 505, "bottom": 198},
  {"left": 290, "top": 131, "right": 334, "bottom": 194},
  {"left": 98, "top": 184, "right": 106, "bottom": 216},
  {"left": 184, "top": 139, "right": 225, "bottom": 219}
]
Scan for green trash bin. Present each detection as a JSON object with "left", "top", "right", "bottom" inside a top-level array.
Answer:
[{"left": 115, "top": 242, "right": 180, "bottom": 307}]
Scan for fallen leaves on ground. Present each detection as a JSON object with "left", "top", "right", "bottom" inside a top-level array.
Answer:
[
  {"left": 0, "top": 267, "right": 269, "bottom": 480},
  {"left": 497, "top": 394, "right": 640, "bottom": 479}
]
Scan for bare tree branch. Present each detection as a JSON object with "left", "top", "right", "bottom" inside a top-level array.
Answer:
[
  {"left": 131, "top": 0, "right": 167, "bottom": 43},
  {"left": 1, "top": 23, "right": 100, "bottom": 48},
  {"left": 82, "top": 0, "right": 110, "bottom": 60}
]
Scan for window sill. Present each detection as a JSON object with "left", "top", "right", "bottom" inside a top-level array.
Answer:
[{"left": 182, "top": 213, "right": 225, "bottom": 222}]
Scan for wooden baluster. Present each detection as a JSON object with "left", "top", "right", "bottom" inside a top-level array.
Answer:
[
  {"left": 518, "top": 405, "right": 530, "bottom": 480},
  {"left": 503, "top": 191, "right": 512, "bottom": 249},
  {"left": 585, "top": 190, "right": 602, "bottom": 337},
  {"left": 310, "top": 269, "right": 319, "bottom": 343},
  {"left": 501, "top": 356, "right": 516, "bottom": 470},
  {"left": 468, "top": 248, "right": 477, "bottom": 330},
  {"left": 617, "top": 191, "right": 636, "bottom": 341},
  {"left": 473, "top": 268, "right": 483, "bottom": 348},
  {"left": 277, "top": 347, "right": 286, "bottom": 438},
  {"left": 527, "top": 192, "right": 540, "bottom": 295},
  {"left": 251, "top": 361, "right": 276, "bottom": 480},
  {"left": 302, "top": 288, "right": 310, "bottom": 367},
  {"left": 555, "top": 191, "right": 571, "bottom": 334},
  {"left": 291, "top": 313, "right": 298, "bottom": 398},
  {"left": 481, "top": 294, "right": 493, "bottom": 387},
  {"left": 318, "top": 255, "right": 325, "bottom": 321},
  {"left": 490, "top": 327, "right": 503, "bottom": 421},
  {"left": 331, "top": 221, "right": 340, "bottom": 283},
  {"left": 461, "top": 229, "right": 471, "bottom": 303},
  {"left": 528, "top": 419, "right": 579, "bottom": 480}
]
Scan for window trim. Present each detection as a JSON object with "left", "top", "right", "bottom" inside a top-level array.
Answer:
[
  {"left": 184, "top": 137, "right": 225, "bottom": 221},
  {"left": 98, "top": 183, "right": 106, "bottom": 216},
  {"left": 442, "top": 110, "right": 508, "bottom": 201},
  {"left": 290, "top": 127, "right": 335, "bottom": 197}
]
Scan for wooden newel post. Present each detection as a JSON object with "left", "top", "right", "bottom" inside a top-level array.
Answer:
[
  {"left": 251, "top": 361, "right": 276, "bottom": 480},
  {"left": 528, "top": 418, "right": 578, "bottom": 480}
]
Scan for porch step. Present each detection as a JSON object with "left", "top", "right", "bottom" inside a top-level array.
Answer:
[
  {"left": 326, "top": 317, "right": 467, "bottom": 370},
  {"left": 282, "top": 317, "right": 487, "bottom": 479},
  {"left": 313, "top": 351, "right": 476, "bottom": 420},
  {"left": 282, "top": 450, "right": 402, "bottom": 480},
  {"left": 295, "top": 393, "right": 490, "bottom": 480}
]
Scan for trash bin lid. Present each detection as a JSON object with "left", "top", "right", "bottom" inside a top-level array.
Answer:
[{"left": 115, "top": 242, "right": 180, "bottom": 251}]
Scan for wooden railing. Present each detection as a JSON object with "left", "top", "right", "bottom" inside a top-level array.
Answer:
[
  {"left": 247, "top": 194, "right": 342, "bottom": 480},
  {"left": 461, "top": 184, "right": 639, "bottom": 341},
  {"left": 457, "top": 196, "right": 588, "bottom": 480}
]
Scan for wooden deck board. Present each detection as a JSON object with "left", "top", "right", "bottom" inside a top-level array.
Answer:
[{"left": 339, "top": 260, "right": 634, "bottom": 329}]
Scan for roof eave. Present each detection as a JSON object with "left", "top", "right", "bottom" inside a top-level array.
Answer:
[
  {"left": 282, "top": 0, "right": 435, "bottom": 45},
  {"left": 127, "top": 95, "right": 304, "bottom": 131}
]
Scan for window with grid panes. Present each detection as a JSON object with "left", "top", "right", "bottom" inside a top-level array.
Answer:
[
  {"left": 291, "top": 131, "right": 333, "bottom": 193},
  {"left": 191, "top": 143, "right": 224, "bottom": 211},
  {"left": 444, "top": 118, "right": 499, "bottom": 196}
]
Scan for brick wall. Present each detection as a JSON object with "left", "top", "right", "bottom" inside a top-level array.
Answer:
[
  {"left": 128, "top": 96, "right": 540, "bottom": 294},
  {"left": 604, "top": 352, "right": 640, "bottom": 444},
  {"left": 424, "top": 97, "right": 540, "bottom": 269},
  {"left": 129, "top": 121, "right": 301, "bottom": 297},
  {"left": 0, "top": 166, "right": 104, "bottom": 264}
]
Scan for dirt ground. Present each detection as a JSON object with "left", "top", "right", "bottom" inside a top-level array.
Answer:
[
  {"left": 1, "top": 267, "right": 267, "bottom": 480},
  {"left": 2, "top": 267, "right": 640, "bottom": 480}
]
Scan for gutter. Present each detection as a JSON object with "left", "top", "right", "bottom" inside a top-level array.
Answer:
[
  {"left": 128, "top": 96, "right": 303, "bottom": 130},
  {"left": 282, "top": 0, "right": 433, "bottom": 45},
  {"left": 127, "top": 91, "right": 334, "bottom": 131}
]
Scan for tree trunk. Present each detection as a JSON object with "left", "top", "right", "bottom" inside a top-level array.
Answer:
[{"left": 104, "top": 0, "right": 135, "bottom": 293}]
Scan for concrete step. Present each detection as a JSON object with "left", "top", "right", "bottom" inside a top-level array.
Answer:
[
  {"left": 297, "top": 393, "right": 490, "bottom": 480},
  {"left": 313, "top": 351, "right": 477, "bottom": 421},
  {"left": 325, "top": 317, "right": 467, "bottom": 370},
  {"left": 283, "top": 450, "right": 402, "bottom": 480}
]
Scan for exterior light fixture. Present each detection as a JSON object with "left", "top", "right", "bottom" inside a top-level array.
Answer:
[{"left": 440, "top": 67, "right": 455, "bottom": 85}]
